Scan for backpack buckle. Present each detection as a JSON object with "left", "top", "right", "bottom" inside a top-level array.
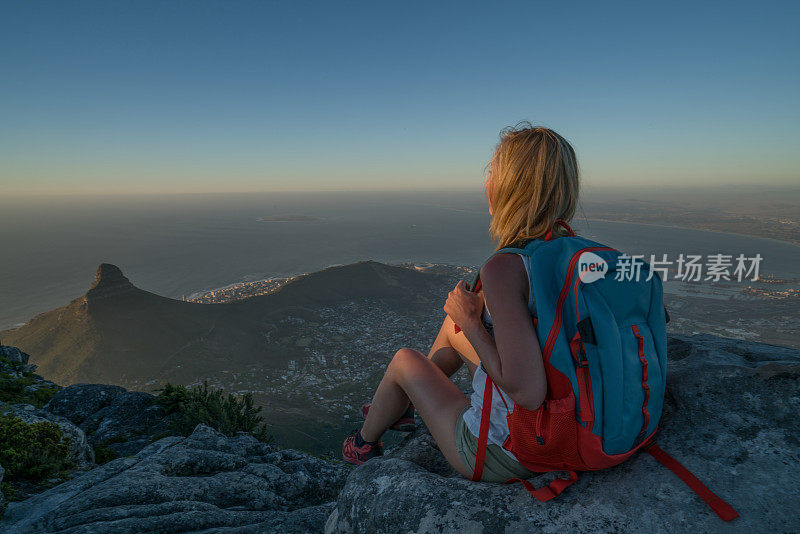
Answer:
[
  {"left": 578, "top": 342, "right": 589, "bottom": 367},
  {"left": 576, "top": 317, "right": 596, "bottom": 345}
]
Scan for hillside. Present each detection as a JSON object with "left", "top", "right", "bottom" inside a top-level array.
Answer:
[
  {"left": 1, "top": 261, "right": 445, "bottom": 385},
  {"left": 0, "top": 261, "right": 453, "bottom": 450}
]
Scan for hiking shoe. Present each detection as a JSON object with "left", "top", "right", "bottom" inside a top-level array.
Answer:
[
  {"left": 361, "top": 402, "right": 417, "bottom": 432},
  {"left": 342, "top": 429, "right": 383, "bottom": 465}
]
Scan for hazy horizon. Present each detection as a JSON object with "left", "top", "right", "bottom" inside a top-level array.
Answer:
[
  {"left": 2, "top": 187, "right": 799, "bottom": 331},
  {"left": 2, "top": 183, "right": 800, "bottom": 199}
]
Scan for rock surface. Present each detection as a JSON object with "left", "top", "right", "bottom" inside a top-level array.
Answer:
[
  {"left": 1, "top": 424, "right": 348, "bottom": 533},
  {"left": 0, "top": 346, "right": 32, "bottom": 365},
  {"left": 0, "top": 346, "right": 58, "bottom": 392},
  {"left": 2, "top": 334, "right": 798, "bottom": 533},
  {"left": 85, "top": 263, "right": 137, "bottom": 302},
  {"left": 45, "top": 384, "right": 173, "bottom": 456},
  {"left": 326, "top": 335, "right": 800, "bottom": 533},
  {"left": 0, "top": 348, "right": 172, "bottom": 462}
]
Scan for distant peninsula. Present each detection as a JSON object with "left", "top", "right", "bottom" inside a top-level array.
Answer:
[{"left": 258, "top": 215, "right": 320, "bottom": 222}]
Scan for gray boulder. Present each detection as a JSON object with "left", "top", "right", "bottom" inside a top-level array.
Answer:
[
  {"left": 5, "top": 404, "right": 94, "bottom": 467},
  {"left": 1, "top": 424, "right": 348, "bottom": 533},
  {"left": 326, "top": 335, "right": 800, "bottom": 533},
  {"left": 45, "top": 384, "right": 172, "bottom": 456},
  {"left": 44, "top": 384, "right": 126, "bottom": 424}
]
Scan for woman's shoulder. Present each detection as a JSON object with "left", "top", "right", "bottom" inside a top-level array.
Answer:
[
  {"left": 480, "top": 252, "right": 527, "bottom": 293},
  {"left": 481, "top": 251, "right": 526, "bottom": 274}
]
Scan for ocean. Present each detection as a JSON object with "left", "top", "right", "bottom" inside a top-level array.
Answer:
[{"left": 2, "top": 190, "right": 799, "bottom": 331}]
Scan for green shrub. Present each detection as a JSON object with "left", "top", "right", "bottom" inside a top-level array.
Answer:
[
  {"left": 92, "top": 442, "right": 118, "bottom": 465},
  {"left": 1, "top": 481, "right": 15, "bottom": 502},
  {"left": 91, "top": 432, "right": 130, "bottom": 464},
  {"left": 0, "top": 414, "right": 73, "bottom": 481},
  {"left": 0, "top": 356, "right": 59, "bottom": 408},
  {"left": 154, "top": 381, "right": 272, "bottom": 442}
]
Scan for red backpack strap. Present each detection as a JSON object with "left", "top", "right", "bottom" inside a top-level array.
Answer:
[
  {"left": 646, "top": 442, "right": 739, "bottom": 521},
  {"left": 471, "top": 373, "right": 493, "bottom": 481},
  {"left": 544, "top": 219, "right": 576, "bottom": 241},
  {"left": 506, "top": 471, "right": 579, "bottom": 501}
]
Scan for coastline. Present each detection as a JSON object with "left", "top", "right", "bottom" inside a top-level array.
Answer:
[{"left": 582, "top": 217, "right": 800, "bottom": 247}]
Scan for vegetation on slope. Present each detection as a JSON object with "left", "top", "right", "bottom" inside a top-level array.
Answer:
[
  {"left": 154, "top": 381, "right": 271, "bottom": 442},
  {"left": 0, "top": 355, "right": 58, "bottom": 408},
  {"left": 0, "top": 414, "right": 73, "bottom": 502},
  {"left": 92, "top": 441, "right": 120, "bottom": 465}
]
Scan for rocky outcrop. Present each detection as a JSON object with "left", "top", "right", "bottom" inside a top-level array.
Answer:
[
  {"left": 4, "top": 404, "right": 95, "bottom": 467},
  {"left": 0, "top": 347, "right": 168, "bottom": 465},
  {"left": 45, "top": 384, "right": 173, "bottom": 457},
  {"left": 85, "top": 263, "right": 137, "bottom": 302},
  {"left": 0, "top": 346, "right": 32, "bottom": 366},
  {"left": 0, "top": 346, "right": 56, "bottom": 391},
  {"left": 43, "top": 384, "right": 125, "bottom": 423},
  {"left": 326, "top": 335, "right": 800, "bottom": 533},
  {"left": 0, "top": 346, "right": 88, "bottom": 467},
  {"left": 2, "top": 334, "right": 798, "bottom": 533},
  {"left": 0, "top": 424, "right": 348, "bottom": 533}
]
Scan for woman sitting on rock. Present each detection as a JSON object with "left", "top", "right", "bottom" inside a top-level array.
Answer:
[{"left": 342, "top": 122, "right": 579, "bottom": 482}]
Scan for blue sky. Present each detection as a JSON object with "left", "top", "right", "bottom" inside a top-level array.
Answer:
[{"left": 1, "top": 1, "right": 798, "bottom": 194}]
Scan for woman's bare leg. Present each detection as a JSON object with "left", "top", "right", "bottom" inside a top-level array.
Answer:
[
  {"left": 363, "top": 314, "right": 480, "bottom": 427},
  {"left": 428, "top": 314, "right": 482, "bottom": 380},
  {"left": 360, "top": 348, "right": 472, "bottom": 478}
]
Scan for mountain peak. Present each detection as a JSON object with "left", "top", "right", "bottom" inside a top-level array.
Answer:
[{"left": 86, "top": 263, "right": 136, "bottom": 301}]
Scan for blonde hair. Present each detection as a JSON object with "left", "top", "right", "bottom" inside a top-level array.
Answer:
[{"left": 485, "top": 122, "right": 580, "bottom": 249}]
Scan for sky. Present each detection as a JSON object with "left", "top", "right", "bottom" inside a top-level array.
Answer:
[{"left": 1, "top": 0, "right": 798, "bottom": 194}]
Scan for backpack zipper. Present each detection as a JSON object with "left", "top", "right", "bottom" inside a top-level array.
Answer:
[
  {"left": 542, "top": 246, "right": 615, "bottom": 363},
  {"left": 576, "top": 339, "right": 595, "bottom": 431},
  {"left": 535, "top": 400, "right": 547, "bottom": 445}
]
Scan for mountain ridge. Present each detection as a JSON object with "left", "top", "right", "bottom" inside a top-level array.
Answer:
[{"left": 0, "top": 260, "right": 449, "bottom": 387}]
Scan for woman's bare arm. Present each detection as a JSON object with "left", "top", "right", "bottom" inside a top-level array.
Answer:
[{"left": 460, "top": 253, "right": 547, "bottom": 410}]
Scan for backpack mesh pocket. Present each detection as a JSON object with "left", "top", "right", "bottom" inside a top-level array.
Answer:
[{"left": 504, "top": 392, "right": 581, "bottom": 470}]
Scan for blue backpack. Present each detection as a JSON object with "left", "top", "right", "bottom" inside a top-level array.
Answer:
[{"left": 466, "top": 220, "right": 738, "bottom": 521}]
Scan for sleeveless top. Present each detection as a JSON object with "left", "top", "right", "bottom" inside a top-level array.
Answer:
[{"left": 462, "top": 253, "right": 536, "bottom": 462}]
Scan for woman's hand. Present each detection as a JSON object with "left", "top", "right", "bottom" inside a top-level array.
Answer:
[{"left": 444, "top": 280, "right": 484, "bottom": 334}]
